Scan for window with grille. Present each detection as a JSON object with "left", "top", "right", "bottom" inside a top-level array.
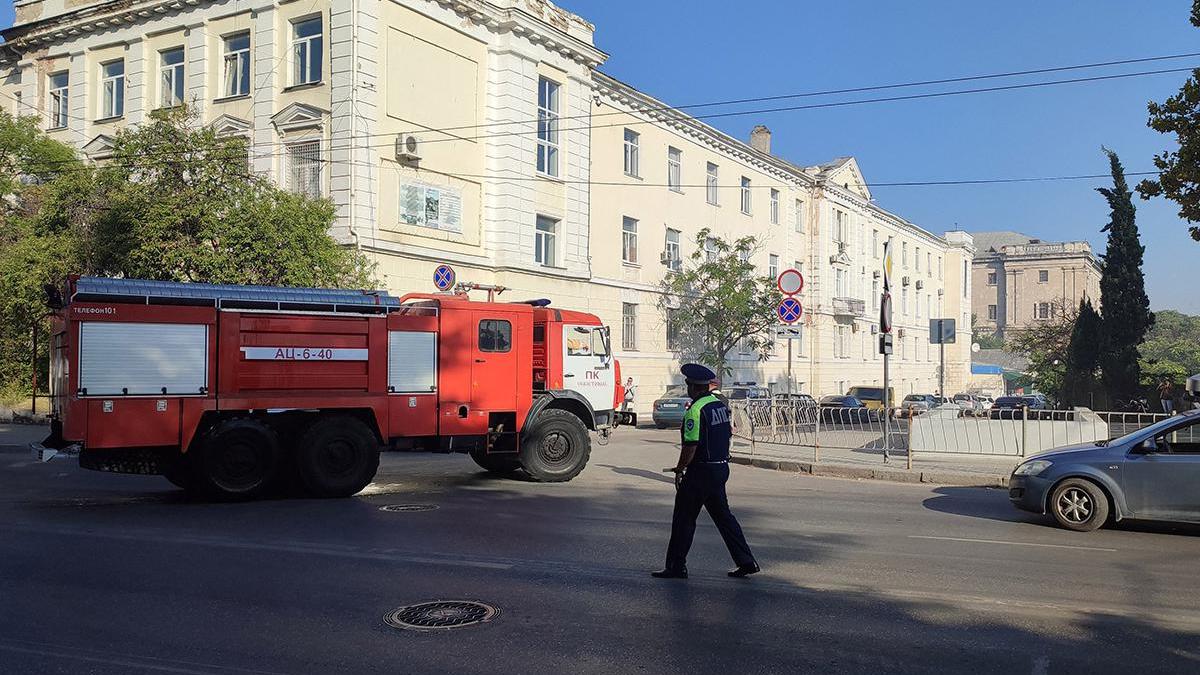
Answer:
[
  {"left": 623, "top": 129, "right": 640, "bottom": 177},
  {"left": 223, "top": 33, "right": 251, "bottom": 97},
  {"left": 48, "top": 72, "right": 68, "bottom": 129},
  {"left": 666, "top": 308, "right": 680, "bottom": 351},
  {"left": 286, "top": 141, "right": 322, "bottom": 198},
  {"left": 665, "top": 228, "right": 681, "bottom": 270},
  {"left": 740, "top": 177, "right": 751, "bottom": 214},
  {"left": 292, "top": 17, "right": 323, "bottom": 85},
  {"left": 987, "top": 304, "right": 997, "bottom": 320},
  {"left": 622, "top": 216, "right": 638, "bottom": 264},
  {"left": 706, "top": 163, "right": 719, "bottom": 205},
  {"left": 667, "top": 146, "right": 681, "bottom": 192},
  {"left": 100, "top": 60, "right": 125, "bottom": 119},
  {"left": 535, "top": 215, "right": 557, "bottom": 267},
  {"left": 537, "top": 77, "right": 559, "bottom": 176},
  {"left": 770, "top": 189, "right": 779, "bottom": 224},
  {"left": 160, "top": 48, "right": 185, "bottom": 108},
  {"left": 622, "top": 303, "right": 638, "bottom": 350}
]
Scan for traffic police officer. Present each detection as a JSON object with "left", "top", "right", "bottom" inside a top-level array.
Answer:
[{"left": 652, "top": 363, "right": 760, "bottom": 579}]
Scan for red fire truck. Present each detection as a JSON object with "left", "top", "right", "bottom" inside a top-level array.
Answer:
[{"left": 38, "top": 276, "right": 624, "bottom": 500}]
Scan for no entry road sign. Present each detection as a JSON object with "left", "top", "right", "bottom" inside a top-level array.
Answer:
[{"left": 777, "top": 268, "right": 804, "bottom": 296}]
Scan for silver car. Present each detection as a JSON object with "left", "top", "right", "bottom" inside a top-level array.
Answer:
[{"left": 953, "top": 393, "right": 985, "bottom": 416}]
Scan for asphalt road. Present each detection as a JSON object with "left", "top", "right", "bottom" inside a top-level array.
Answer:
[{"left": 2, "top": 426, "right": 1200, "bottom": 674}]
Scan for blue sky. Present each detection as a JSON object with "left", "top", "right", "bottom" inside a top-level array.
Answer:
[
  {"left": 558, "top": 0, "right": 1200, "bottom": 313},
  {"left": 3, "top": 2, "right": 1196, "bottom": 311}
]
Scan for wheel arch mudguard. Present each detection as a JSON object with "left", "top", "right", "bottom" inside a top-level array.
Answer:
[
  {"left": 1044, "top": 467, "right": 1130, "bottom": 520},
  {"left": 528, "top": 390, "right": 597, "bottom": 431}
]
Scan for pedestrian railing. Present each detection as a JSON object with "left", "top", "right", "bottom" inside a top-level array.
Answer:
[{"left": 731, "top": 402, "right": 1176, "bottom": 462}]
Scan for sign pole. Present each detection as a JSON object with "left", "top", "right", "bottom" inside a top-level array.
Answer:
[
  {"left": 787, "top": 339, "right": 793, "bottom": 396},
  {"left": 939, "top": 339, "right": 945, "bottom": 399}
]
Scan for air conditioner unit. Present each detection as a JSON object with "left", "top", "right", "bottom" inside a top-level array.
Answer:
[
  {"left": 395, "top": 134, "right": 421, "bottom": 162},
  {"left": 898, "top": 328, "right": 906, "bottom": 338},
  {"left": 870, "top": 324, "right": 879, "bottom": 335},
  {"left": 937, "top": 288, "right": 944, "bottom": 296},
  {"left": 660, "top": 252, "right": 681, "bottom": 271},
  {"left": 915, "top": 279, "right": 924, "bottom": 289},
  {"left": 872, "top": 270, "right": 881, "bottom": 278},
  {"left": 902, "top": 275, "right": 911, "bottom": 286}
]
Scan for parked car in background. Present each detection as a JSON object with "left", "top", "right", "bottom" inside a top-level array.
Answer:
[
  {"left": 900, "top": 394, "right": 940, "bottom": 417},
  {"left": 726, "top": 383, "right": 772, "bottom": 411},
  {"left": 819, "top": 395, "right": 882, "bottom": 424},
  {"left": 772, "top": 393, "right": 819, "bottom": 424},
  {"left": 953, "top": 393, "right": 986, "bottom": 416},
  {"left": 979, "top": 395, "right": 995, "bottom": 410},
  {"left": 847, "top": 386, "right": 894, "bottom": 411},
  {"left": 1009, "top": 409, "right": 1200, "bottom": 531},
  {"left": 989, "top": 395, "right": 1047, "bottom": 419},
  {"left": 651, "top": 385, "right": 690, "bottom": 429}
]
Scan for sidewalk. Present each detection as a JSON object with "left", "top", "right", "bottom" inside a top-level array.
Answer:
[{"left": 731, "top": 438, "right": 1018, "bottom": 487}]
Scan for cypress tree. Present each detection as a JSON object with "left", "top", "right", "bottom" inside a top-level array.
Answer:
[
  {"left": 1097, "top": 149, "right": 1154, "bottom": 402},
  {"left": 1062, "top": 299, "right": 1102, "bottom": 407}
]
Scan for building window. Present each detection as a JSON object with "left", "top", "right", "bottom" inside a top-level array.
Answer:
[
  {"left": 666, "top": 308, "right": 681, "bottom": 351},
  {"left": 987, "top": 271, "right": 997, "bottom": 285},
  {"left": 623, "top": 128, "right": 640, "bottom": 177},
  {"left": 704, "top": 236, "right": 718, "bottom": 262},
  {"left": 916, "top": 291, "right": 922, "bottom": 317},
  {"left": 1038, "top": 269, "right": 1049, "bottom": 283},
  {"left": 963, "top": 260, "right": 968, "bottom": 296},
  {"left": 926, "top": 252, "right": 932, "bottom": 276},
  {"left": 872, "top": 230, "right": 879, "bottom": 258},
  {"left": 47, "top": 71, "right": 69, "bottom": 129},
  {"left": 99, "top": 60, "right": 125, "bottom": 119},
  {"left": 12, "top": 91, "right": 21, "bottom": 116},
  {"left": 938, "top": 256, "right": 943, "bottom": 280},
  {"left": 537, "top": 77, "right": 560, "bottom": 177},
  {"left": 622, "top": 303, "right": 638, "bottom": 350},
  {"left": 479, "top": 320, "right": 512, "bottom": 352},
  {"left": 622, "top": 217, "right": 638, "bottom": 264},
  {"left": 222, "top": 32, "right": 251, "bottom": 98},
  {"left": 835, "top": 268, "right": 847, "bottom": 297},
  {"left": 770, "top": 189, "right": 779, "bottom": 224},
  {"left": 535, "top": 215, "right": 558, "bottom": 267},
  {"left": 832, "top": 209, "right": 847, "bottom": 243},
  {"left": 667, "top": 146, "right": 681, "bottom": 192},
  {"left": 902, "top": 241, "right": 908, "bottom": 267},
  {"left": 902, "top": 288, "right": 909, "bottom": 315},
  {"left": 872, "top": 280, "right": 879, "bottom": 310},
  {"left": 794, "top": 199, "right": 805, "bottom": 232},
  {"left": 286, "top": 140, "right": 322, "bottom": 198},
  {"left": 836, "top": 325, "right": 848, "bottom": 359},
  {"left": 740, "top": 176, "right": 751, "bottom": 214},
  {"left": 664, "top": 228, "right": 681, "bottom": 270},
  {"left": 768, "top": 254, "right": 779, "bottom": 279},
  {"left": 291, "top": 16, "right": 323, "bottom": 86},
  {"left": 987, "top": 304, "right": 997, "bottom": 320},
  {"left": 706, "top": 163, "right": 719, "bottom": 205},
  {"left": 158, "top": 48, "right": 186, "bottom": 108},
  {"left": 1037, "top": 302, "right": 1051, "bottom": 320},
  {"left": 915, "top": 247, "right": 921, "bottom": 272}
]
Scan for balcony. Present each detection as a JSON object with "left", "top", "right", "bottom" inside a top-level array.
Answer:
[{"left": 832, "top": 297, "right": 866, "bottom": 318}]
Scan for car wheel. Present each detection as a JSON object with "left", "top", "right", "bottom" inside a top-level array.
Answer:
[{"left": 1049, "top": 478, "right": 1110, "bottom": 532}]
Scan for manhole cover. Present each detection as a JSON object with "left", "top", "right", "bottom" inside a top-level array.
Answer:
[
  {"left": 378, "top": 504, "right": 438, "bottom": 513},
  {"left": 384, "top": 601, "right": 499, "bottom": 631}
]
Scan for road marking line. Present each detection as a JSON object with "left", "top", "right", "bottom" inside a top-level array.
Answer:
[{"left": 908, "top": 535, "right": 1117, "bottom": 552}]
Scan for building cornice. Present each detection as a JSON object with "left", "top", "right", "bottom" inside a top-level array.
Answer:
[
  {"left": 3, "top": 0, "right": 214, "bottom": 49},
  {"left": 426, "top": 0, "right": 608, "bottom": 68}
]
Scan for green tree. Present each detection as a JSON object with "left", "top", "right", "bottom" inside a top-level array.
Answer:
[
  {"left": 1061, "top": 299, "right": 1102, "bottom": 407},
  {"left": 1139, "top": 310, "right": 1200, "bottom": 384},
  {"left": 1097, "top": 149, "right": 1153, "bottom": 402},
  {"left": 658, "top": 229, "right": 783, "bottom": 376},
  {"left": 0, "top": 107, "right": 374, "bottom": 400},
  {"left": 1136, "top": 1, "right": 1200, "bottom": 239},
  {"left": 969, "top": 314, "right": 1006, "bottom": 349},
  {"left": 1006, "top": 299, "right": 1077, "bottom": 407}
]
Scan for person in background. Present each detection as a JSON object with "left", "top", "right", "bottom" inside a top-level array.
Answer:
[
  {"left": 622, "top": 377, "right": 635, "bottom": 413},
  {"left": 1158, "top": 378, "right": 1175, "bottom": 415}
]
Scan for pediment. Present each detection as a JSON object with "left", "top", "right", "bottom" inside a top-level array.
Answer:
[
  {"left": 821, "top": 157, "right": 872, "bottom": 201},
  {"left": 210, "top": 114, "right": 252, "bottom": 137},
  {"left": 82, "top": 134, "right": 115, "bottom": 159},
  {"left": 271, "top": 102, "right": 328, "bottom": 132}
]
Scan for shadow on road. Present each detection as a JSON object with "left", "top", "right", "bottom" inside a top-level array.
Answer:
[
  {"left": 921, "top": 486, "right": 1042, "bottom": 525},
  {"left": 594, "top": 463, "right": 674, "bottom": 484}
]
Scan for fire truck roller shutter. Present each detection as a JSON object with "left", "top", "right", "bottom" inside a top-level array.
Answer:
[
  {"left": 387, "top": 331, "right": 437, "bottom": 392},
  {"left": 78, "top": 322, "right": 208, "bottom": 395}
]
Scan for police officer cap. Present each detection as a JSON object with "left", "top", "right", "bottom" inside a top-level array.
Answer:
[{"left": 681, "top": 363, "right": 718, "bottom": 384}]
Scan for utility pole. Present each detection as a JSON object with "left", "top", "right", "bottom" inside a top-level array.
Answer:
[{"left": 880, "top": 241, "right": 894, "bottom": 463}]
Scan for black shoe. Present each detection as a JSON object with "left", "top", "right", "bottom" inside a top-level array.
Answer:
[
  {"left": 727, "top": 563, "right": 760, "bottom": 578},
  {"left": 651, "top": 568, "right": 688, "bottom": 579}
]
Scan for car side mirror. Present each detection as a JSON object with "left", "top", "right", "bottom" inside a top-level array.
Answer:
[{"left": 1133, "top": 438, "right": 1158, "bottom": 454}]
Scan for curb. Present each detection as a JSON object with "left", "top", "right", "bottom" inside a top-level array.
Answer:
[{"left": 730, "top": 455, "right": 1009, "bottom": 488}]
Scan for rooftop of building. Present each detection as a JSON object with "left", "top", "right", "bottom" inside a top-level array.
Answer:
[{"left": 971, "top": 230, "right": 1098, "bottom": 262}]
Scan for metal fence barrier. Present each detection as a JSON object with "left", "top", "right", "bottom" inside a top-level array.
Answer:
[{"left": 731, "top": 402, "right": 1175, "bottom": 464}]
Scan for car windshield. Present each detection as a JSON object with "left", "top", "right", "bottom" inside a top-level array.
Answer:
[
  {"left": 662, "top": 386, "right": 687, "bottom": 398},
  {"left": 849, "top": 387, "right": 882, "bottom": 399},
  {"left": 1102, "top": 412, "right": 1199, "bottom": 447},
  {"left": 903, "top": 395, "right": 926, "bottom": 402}
]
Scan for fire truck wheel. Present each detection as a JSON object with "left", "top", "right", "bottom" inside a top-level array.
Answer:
[
  {"left": 295, "top": 415, "right": 381, "bottom": 498},
  {"left": 468, "top": 446, "right": 521, "bottom": 474},
  {"left": 195, "top": 418, "right": 281, "bottom": 500},
  {"left": 519, "top": 408, "right": 591, "bottom": 482}
]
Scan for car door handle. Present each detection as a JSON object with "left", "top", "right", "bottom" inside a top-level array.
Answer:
[
  {"left": 475, "top": 359, "right": 485, "bottom": 363},
  {"left": 564, "top": 374, "right": 575, "bottom": 378}
]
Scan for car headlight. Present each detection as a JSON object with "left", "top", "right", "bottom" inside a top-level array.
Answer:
[{"left": 1013, "top": 459, "right": 1052, "bottom": 477}]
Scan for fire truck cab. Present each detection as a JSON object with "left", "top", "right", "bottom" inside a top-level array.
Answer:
[{"left": 40, "top": 277, "right": 623, "bottom": 500}]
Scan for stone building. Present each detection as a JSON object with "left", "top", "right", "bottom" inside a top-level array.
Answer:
[
  {"left": 0, "top": 0, "right": 975, "bottom": 412},
  {"left": 971, "top": 231, "right": 1102, "bottom": 337}
]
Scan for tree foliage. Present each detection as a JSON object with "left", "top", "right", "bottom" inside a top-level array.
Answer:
[
  {"left": 0, "top": 107, "right": 373, "bottom": 400},
  {"left": 1006, "top": 299, "right": 1077, "bottom": 407},
  {"left": 658, "top": 229, "right": 783, "bottom": 376},
  {"left": 1097, "top": 149, "right": 1153, "bottom": 402},
  {"left": 1136, "top": 1, "right": 1200, "bottom": 239},
  {"left": 1061, "top": 299, "right": 1103, "bottom": 408},
  {"left": 1139, "top": 310, "right": 1200, "bottom": 384}
]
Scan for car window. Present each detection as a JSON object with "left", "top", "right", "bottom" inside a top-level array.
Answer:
[
  {"left": 1156, "top": 417, "right": 1200, "bottom": 454},
  {"left": 663, "top": 386, "right": 686, "bottom": 398}
]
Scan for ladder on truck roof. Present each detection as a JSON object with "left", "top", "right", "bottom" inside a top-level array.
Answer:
[{"left": 71, "top": 276, "right": 401, "bottom": 314}]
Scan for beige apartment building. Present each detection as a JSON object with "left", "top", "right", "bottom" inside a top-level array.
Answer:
[
  {"left": 1, "top": 0, "right": 975, "bottom": 413},
  {"left": 972, "top": 231, "right": 1102, "bottom": 337}
]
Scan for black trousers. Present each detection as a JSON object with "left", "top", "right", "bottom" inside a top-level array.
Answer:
[{"left": 665, "top": 463, "right": 756, "bottom": 571}]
